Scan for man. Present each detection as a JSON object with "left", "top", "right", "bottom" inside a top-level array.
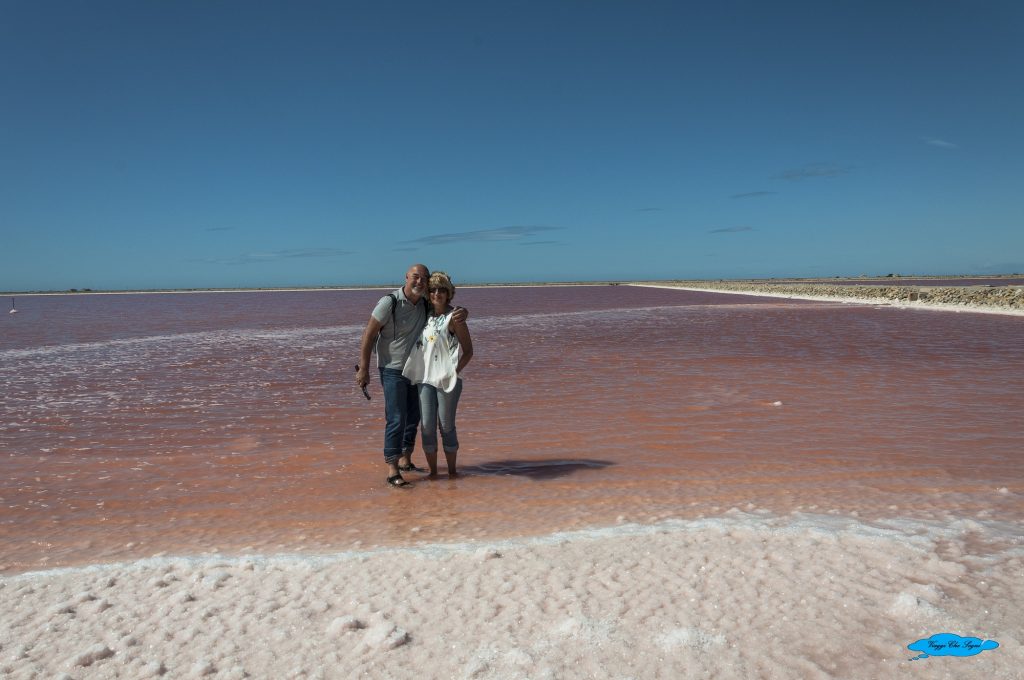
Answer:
[{"left": 356, "top": 264, "right": 466, "bottom": 487}]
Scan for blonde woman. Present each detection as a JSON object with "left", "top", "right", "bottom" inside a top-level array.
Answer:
[{"left": 402, "top": 271, "right": 473, "bottom": 477}]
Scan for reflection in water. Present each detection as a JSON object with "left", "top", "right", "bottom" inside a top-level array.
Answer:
[{"left": 1, "top": 286, "right": 1023, "bottom": 573}]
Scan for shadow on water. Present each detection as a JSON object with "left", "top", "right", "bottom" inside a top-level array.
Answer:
[{"left": 461, "top": 458, "right": 615, "bottom": 480}]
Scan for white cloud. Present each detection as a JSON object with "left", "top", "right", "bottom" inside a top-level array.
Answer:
[
  {"left": 195, "top": 248, "right": 352, "bottom": 265},
  {"left": 773, "top": 163, "right": 852, "bottom": 181},
  {"left": 406, "top": 225, "right": 563, "bottom": 247},
  {"left": 708, "top": 226, "right": 754, "bottom": 234}
]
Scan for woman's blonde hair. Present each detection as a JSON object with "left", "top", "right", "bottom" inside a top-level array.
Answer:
[{"left": 429, "top": 271, "right": 455, "bottom": 300}]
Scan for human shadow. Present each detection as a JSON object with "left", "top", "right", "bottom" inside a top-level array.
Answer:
[{"left": 459, "top": 458, "right": 615, "bottom": 481}]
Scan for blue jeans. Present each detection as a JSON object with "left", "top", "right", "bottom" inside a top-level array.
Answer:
[
  {"left": 380, "top": 367, "right": 419, "bottom": 464},
  {"left": 418, "top": 379, "right": 462, "bottom": 454}
]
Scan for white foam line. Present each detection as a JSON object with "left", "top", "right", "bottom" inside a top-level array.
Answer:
[
  {"left": 632, "top": 284, "right": 1024, "bottom": 317},
  {"left": 0, "top": 325, "right": 363, "bottom": 360},
  {"left": 6, "top": 510, "right": 1021, "bottom": 581},
  {"left": 469, "top": 302, "right": 719, "bottom": 329}
]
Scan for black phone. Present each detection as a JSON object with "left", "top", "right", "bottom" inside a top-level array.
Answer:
[{"left": 354, "top": 365, "right": 371, "bottom": 400}]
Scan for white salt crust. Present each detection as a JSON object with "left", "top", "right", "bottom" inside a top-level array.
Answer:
[
  {"left": 632, "top": 284, "right": 1024, "bottom": 317},
  {"left": 1, "top": 514, "right": 1021, "bottom": 679}
]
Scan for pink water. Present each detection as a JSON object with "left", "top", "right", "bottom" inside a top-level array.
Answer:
[{"left": 2, "top": 286, "right": 1022, "bottom": 573}]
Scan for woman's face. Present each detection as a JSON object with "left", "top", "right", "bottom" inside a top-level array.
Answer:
[{"left": 428, "top": 286, "right": 450, "bottom": 306}]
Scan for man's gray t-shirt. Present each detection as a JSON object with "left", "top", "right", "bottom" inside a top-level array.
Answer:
[{"left": 372, "top": 287, "right": 428, "bottom": 369}]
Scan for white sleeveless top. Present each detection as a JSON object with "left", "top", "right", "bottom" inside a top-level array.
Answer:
[{"left": 402, "top": 310, "right": 461, "bottom": 392}]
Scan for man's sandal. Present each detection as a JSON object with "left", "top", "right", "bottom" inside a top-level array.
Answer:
[
  {"left": 398, "top": 463, "right": 424, "bottom": 472},
  {"left": 386, "top": 474, "right": 411, "bottom": 488}
]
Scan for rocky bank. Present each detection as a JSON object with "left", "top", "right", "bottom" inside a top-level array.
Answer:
[{"left": 640, "top": 280, "right": 1024, "bottom": 313}]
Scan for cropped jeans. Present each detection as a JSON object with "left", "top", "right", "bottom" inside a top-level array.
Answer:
[
  {"left": 379, "top": 367, "right": 419, "bottom": 464},
  {"left": 418, "top": 378, "right": 462, "bottom": 455}
]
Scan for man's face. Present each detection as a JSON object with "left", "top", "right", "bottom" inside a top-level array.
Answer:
[{"left": 406, "top": 266, "right": 428, "bottom": 296}]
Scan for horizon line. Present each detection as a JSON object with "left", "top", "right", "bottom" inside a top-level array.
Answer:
[{"left": 4, "top": 272, "right": 1022, "bottom": 296}]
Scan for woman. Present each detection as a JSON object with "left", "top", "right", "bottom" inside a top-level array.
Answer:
[{"left": 402, "top": 271, "right": 473, "bottom": 477}]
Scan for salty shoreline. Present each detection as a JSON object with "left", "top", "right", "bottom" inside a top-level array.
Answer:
[
  {"left": 633, "top": 281, "right": 1024, "bottom": 316},
  {"left": 2, "top": 512, "right": 1020, "bottom": 679}
]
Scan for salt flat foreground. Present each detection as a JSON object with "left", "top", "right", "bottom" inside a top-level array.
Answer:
[{"left": 2, "top": 512, "right": 1019, "bottom": 680}]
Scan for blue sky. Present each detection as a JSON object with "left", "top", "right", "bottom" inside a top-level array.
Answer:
[{"left": 2, "top": 0, "right": 1022, "bottom": 291}]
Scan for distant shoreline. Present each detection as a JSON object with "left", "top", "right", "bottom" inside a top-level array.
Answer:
[
  {"left": 635, "top": 279, "right": 1024, "bottom": 316},
  {"left": 4, "top": 274, "right": 1022, "bottom": 297},
  {"left": 2, "top": 282, "right": 614, "bottom": 296}
]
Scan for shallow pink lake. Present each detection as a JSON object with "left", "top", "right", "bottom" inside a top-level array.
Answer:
[{"left": 2, "top": 285, "right": 1022, "bottom": 573}]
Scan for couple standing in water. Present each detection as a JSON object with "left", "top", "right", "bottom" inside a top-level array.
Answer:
[{"left": 355, "top": 264, "right": 474, "bottom": 487}]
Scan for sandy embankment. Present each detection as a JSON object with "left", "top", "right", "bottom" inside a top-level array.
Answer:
[
  {"left": 633, "top": 281, "right": 1024, "bottom": 316},
  {"left": 2, "top": 513, "right": 1019, "bottom": 679}
]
